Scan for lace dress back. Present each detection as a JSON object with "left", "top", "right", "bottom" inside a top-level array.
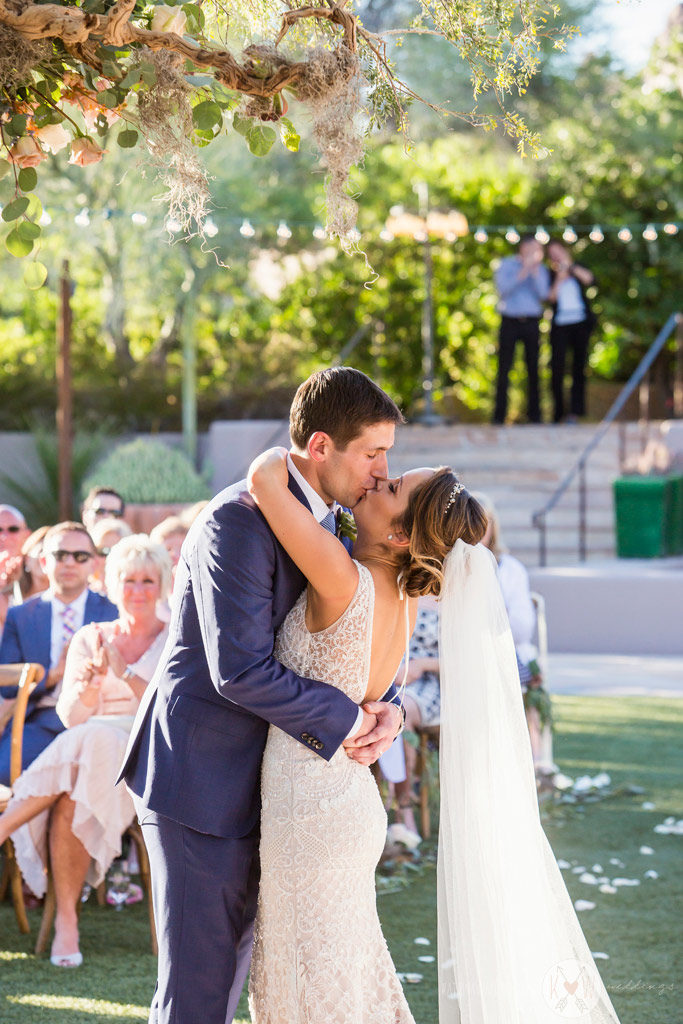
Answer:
[{"left": 249, "top": 561, "right": 415, "bottom": 1024}]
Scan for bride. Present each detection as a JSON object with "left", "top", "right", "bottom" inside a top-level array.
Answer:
[{"left": 246, "top": 448, "right": 621, "bottom": 1024}]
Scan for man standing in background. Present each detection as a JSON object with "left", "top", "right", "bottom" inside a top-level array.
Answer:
[{"left": 493, "top": 235, "right": 550, "bottom": 424}]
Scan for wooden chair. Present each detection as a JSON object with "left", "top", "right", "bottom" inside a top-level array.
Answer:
[
  {"left": 0, "top": 662, "right": 44, "bottom": 933},
  {"left": 414, "top": 724, "right": 440, "bottom": 839}
]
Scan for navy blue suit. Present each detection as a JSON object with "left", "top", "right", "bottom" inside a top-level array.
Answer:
[
  {"left": 120, "top": 476, "right": 398, "bottom": 1024},
  {"left": 0, "top": 588, "right": 118, "bottom": 785}
]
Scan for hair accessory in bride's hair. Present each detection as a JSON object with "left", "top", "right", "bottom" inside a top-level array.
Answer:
[{"left": 444, "top": 478, "right": 465, "bottom": 515}]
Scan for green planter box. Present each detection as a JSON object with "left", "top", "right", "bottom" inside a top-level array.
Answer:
[
  {"left": 666, "top": 473, "right": 683, "bottom": 555},
  {"left": 613, "top": 475, "right": 673, "bottom": 558}
]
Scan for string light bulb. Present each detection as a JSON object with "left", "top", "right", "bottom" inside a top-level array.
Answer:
[
  {"left": 562, "top": 225, "right": 578, "bottom": 244},
  {"left": 131, "top": 212, "right": 147, "bottom": 226},
  {"left": 276, "top": 220, "right": 292, "bottom": 239},
  {"left": 474, "top": 227, "right": 488, "bottom": 242},
  {"left": 618, "top": 227, "right": 633, "bottom": 242},
  {"left": 74, "top": 208, "right": 90, "bottom": 227},
  {"left": 312, "top": 225, "right": 327, "bottom": 240},
  {"left": 239, "top": 219, "right": 255, "bottom": 237},
  {"left": 505, "top": 227, "right": 520, "bottom": 244},
  {"left": 663, "top": 223, "right": 678, "bottom": 235},
  {"left": 642, "top": 224, "right": 658, "bottom": 241},
  {"left": 589, "top": 225, "right": 604, "bottom": 243},
  {"left": 535, "top": 227, "right": 550, "bottom": 244},
  {"left": 204, "top": 218, "right": 218, "bottom": 238},
  {"left": 166, "top": 218, "right": 181, "bottom": 233}
]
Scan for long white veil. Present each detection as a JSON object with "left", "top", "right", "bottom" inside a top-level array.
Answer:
[{"left": 437, "top": 540, "right": 621, "bottom": 1023}]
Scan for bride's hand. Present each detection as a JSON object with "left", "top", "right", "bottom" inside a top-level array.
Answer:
[
  {"left": 247, "top": 447, "right": 289, "bottom": 504},
  {"left": 343, "top": 702, "right": 402, "bottom": 766}
]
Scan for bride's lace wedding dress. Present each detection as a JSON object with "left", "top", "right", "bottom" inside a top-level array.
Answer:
[{"left": 248, "top": 561, "right": 415, "bottom": 1024}]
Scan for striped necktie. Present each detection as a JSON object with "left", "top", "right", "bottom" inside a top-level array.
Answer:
[
  {"left": 62, "top": 604, "right": 77, "bottom": 651},
  {"left": 320, "top": 510, "right": 336, "bottom": 535}
]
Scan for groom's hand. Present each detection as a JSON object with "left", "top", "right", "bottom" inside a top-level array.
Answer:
[{"left": 343, "top": 701, "right": 402, "bottom": 766}]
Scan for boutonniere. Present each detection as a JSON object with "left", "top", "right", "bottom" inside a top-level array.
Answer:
[{"left": 337, "top": 510, "right": 357, "bottom": 542}]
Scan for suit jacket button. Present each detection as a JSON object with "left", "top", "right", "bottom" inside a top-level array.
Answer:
[
  {"left": 315, "top": 741, "right": 323, "bottom": 750},
  {"left": 301, "top": 733, "right": 309, "bottom": 741}
]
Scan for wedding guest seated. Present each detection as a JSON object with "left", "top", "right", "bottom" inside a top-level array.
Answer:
[
  {"left": 388, "top": 595, "right": 441, "bottom": 838},
  {"left": 0, "top": 534, "right": 171, "bottom": 966},
  {"left": 15, "top": 525, "right": 50, "bottom": 603},
  {"left": 476, "top": 494, "right": 555, "bottom": 776},
  {"left": 81, "top": 486, "right": 126, "bottom": 534},
  {"left": 0, "top": 504, "right": 30, "bottom": 638},
  {"left": 149, "top": 515, "right": 187, "bottom": 582},
  {"left": 89, "top": 517, "right": 133, "bottom": 595},
  {"left": 0, "top": 522, "right": 117, "bottom": 785}
]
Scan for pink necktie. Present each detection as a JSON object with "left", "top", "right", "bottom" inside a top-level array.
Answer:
[{"left": 62, "top": 605, "right": 77, "bottom": 651}]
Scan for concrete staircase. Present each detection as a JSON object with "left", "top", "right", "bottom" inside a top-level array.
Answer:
[{"left": 388, "top": 423, "right": 651, "bottom": 568}]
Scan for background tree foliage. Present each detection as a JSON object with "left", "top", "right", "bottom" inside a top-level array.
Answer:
[{"left": 0, "top": 3, "right": 680, "bottom": 429}]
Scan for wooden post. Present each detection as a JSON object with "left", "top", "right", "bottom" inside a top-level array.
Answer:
[{"left": 56, "top": 260, "right": 73, "bottom": 520}]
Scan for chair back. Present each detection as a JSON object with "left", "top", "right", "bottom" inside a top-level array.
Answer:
[{"left": 0, "top": 663, "right": 44, "bottom": 784}]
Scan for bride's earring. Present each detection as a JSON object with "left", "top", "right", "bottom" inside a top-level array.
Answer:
[{"left": 387, "top": 534, "right": 393, "bottom": 540}]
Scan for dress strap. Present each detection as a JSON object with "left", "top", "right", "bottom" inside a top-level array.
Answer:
[{"left": 394, "top": 588, "right": 411, "bottom": 712}]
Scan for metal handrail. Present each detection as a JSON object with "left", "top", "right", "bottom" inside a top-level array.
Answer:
[{"left": 532, "top": 311, "right": 682, "bottom": 566}]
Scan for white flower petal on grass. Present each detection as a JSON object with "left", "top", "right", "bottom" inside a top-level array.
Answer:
[
  {"left": 418, "top": 955, "right": 436, "bottom": 963},
  {"left": 573, "top": 775, "right": 595, "bottom": 793},
  {"left": 403, "top": 973, "right": 423, "bottom": 983},
  {"left": 574, "top": 899, "right": 596, "bottom": 911},
  {"left": 639, "top": 845, "right": 654, "bottom": 855},
  {"left": 644, "top": 870, "right": 659, "bottom": 880},
  {"left": 571, "top": 866, "right": 587, "bottom": 874},
  {"left": 553, "top": 773, "right": 574, "bottom": 791},
  {"left": 654, "top": 818, "right": 683, "bottom": 835},
  {"left": 557, "top": 858, "right": 571, "bottom": 869},
  {"left": 579, "top": 873, "right": 599, "bottom": 885},
  {"left": 592, "top": 864, "right": 603, "bottom": 873},
  {"left": 592, "top": 952, "right": 610, "bottom": 960},
  {"left": 592, "top": 772, "right": 611, "bottom": 788},
  {"left": 609, "top": 858, "right": 625, "bottom": 867},
  {"left": 612, "top": 878, "right": 640, "bottom": 887},
  {"left": 414, "top": 937, "right": 430, "bottom": 946},
  {"left": 599, "top": 884, "right": 618, "bottom": 894},
  {"left": 641, "top": 801, "right": 655, "bottom": 810}
]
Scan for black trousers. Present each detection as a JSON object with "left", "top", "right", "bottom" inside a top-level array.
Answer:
[
  {"left": 493, "top": 316, "right": 541, "bottom": 424},
  {"left": 550, "top": 319, "right": 593, "bottom": 422}
]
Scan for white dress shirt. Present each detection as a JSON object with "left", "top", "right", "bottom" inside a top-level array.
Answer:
[
  {"left": 40, "top": 587, "right": 89, "bottom": 707},
  {"left": 286, "top": 454, "right": 363, "bottom": 739}
]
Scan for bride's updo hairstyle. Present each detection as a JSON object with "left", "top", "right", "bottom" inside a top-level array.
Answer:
[{"left": 392, "top": 468, "right": 487, "bottom": 597}]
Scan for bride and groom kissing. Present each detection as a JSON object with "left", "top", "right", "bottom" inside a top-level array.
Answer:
[{"left": 120, "top": 367, "right": 621, "bottom": 1024}]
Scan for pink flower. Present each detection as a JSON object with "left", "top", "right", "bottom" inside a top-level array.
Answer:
[
  {"left": 7, "top": 136, "right": 46, "bottom": 168},
  {"left": 69, "top": 137, "right": 105, "bottom": 166},
  {"left": 34, "top": 122, "right": 71, "bottom": 154}
]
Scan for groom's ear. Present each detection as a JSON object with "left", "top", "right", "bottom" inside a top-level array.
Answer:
[{"left": 307, "top": 431, "right": 333, "bottom": 463}]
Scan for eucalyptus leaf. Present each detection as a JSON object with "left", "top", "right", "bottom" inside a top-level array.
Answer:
[
  {"left": 18, "top": 167, "right": 38, "bottom": 193},
  {"left": 117, "top": 129, "right": 139, "bottom": 148},
  {"left": 2, "top": 197, "right": 30, "bottom": 222},
  {"left": 246, "top": 123, "right": 276, "bottom": 157},
  {"left": 17, "top": 220, "right": 41, "bottom": 241},
  {"left": 192, "top": 100, "right": 223, "bottom": 131},
  {"left": 97, "top": 90, "right": 119, "bottom": 109},
  {"left": 23, "top": 261, "right": 48, "bottom": 290},
  {"left": 5, "top": 229, "right": 33, "bottom": 258},
  {"left": 0, "top": 159, "right": 11, "bottom": 180}
]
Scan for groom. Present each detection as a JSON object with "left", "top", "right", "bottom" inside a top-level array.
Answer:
[{"left": 120, "top": 367, "right": 406, "bottom": 1024}]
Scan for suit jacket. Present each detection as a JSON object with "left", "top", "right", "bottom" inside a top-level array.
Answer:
[
  {"left": 120, "top": 475, "right": 398, "bottom": 840},
  {"left": 0, "top": 588, "right": 118, "bottom": 700}
]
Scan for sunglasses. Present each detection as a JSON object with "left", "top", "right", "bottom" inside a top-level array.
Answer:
[
  {"left": 0, "top": 525, "right": 22, "bottom": 533},
  {"left": 49, "top": 549, "right": 93, "bottom": 564},
  {"left": 92, "top": 507, "right": 124, "bottom": 518}
]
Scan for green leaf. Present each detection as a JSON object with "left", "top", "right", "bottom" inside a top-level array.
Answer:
[
  {"left": 140, "top": 62, "right": 157, "bottom": 87},
  {"left": 246, "top": 123, "right": 276, "bottom": 157},
  {"left": 279, "top": 117, "right": 300, "bottom": 153},
  {"left": 18, "top": 167, "right": 38, "bottom": 193},
  {"left": 0, "top": 159, "right": 10, "bottom": 180},
  {"left": 23, "top": 260, "right": 48, "bottom": 289},
  {"left": 17, "top": 220, "right": 41, "bottom": 241},
  {"left": 6, "top": 114, "right": 27, "bottom": 137},
  {"left": 25, "top": 194, "right": 43, "bottom": 222},
  {"left": 192, "top": 100, "right": 223, "bottom": 131},
  {"left": 2, "top": 197, "right": 30, "bottom": 222},
  {"left": 97, "top": 90, "right": 119, "bottom": 109},
  {"left": 117, "top": 128, "right": 139, "bottom": 148},
  {"left": 5, "top": 228, "right": 33, "bottom": 258},
  {"left": 182, "top": 4, "right": 205, "bottom": 33},
  {"left": 232, "top": 113, "right": 251, "bottom": 138},
  {"left": 118, "top": 67, "right": 143, "bottom": 90},
  {"left": 102, "top": 60, "right": 120, "bottom": 78}
]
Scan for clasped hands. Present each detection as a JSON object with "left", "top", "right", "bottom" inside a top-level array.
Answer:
[
  {"left": 74, "top": 625, "right": 129, "bottom": 705},
  {"left": 343, "top": 701, "right": 402, "bottom": 766}
]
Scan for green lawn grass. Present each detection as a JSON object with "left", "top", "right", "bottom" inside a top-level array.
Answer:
[{"left": 1, "top": 696, "right": 681, "bottom": 1024}]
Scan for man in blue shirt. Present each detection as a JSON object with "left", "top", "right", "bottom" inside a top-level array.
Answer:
[{"left": 493, "top": 235, "right": 550, "bottom": 424}]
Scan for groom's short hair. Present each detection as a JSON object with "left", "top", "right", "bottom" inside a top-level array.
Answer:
[{"left": 290, "top": 367, "right": 404, "bottom": 450}]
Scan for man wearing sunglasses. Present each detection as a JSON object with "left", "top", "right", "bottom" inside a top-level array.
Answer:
[
  {"left": 81, "top": 487, "right": 126, "bottom": 534},
  {"left": 0, "top": 521, "right": 117, "bottom": 785},
  {"left": 0, "top": 505, "right": 30, "bottom": 640}
]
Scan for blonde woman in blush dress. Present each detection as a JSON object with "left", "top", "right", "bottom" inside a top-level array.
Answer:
[{"left": 0, "top": 535, "right": 170, "bottom": 967}]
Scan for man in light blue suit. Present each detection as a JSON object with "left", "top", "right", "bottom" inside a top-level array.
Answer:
[
  {"left": 0, "top": 521, "right": 117, "bottom": 784},
  {"left": 120, "top": 369, "right": 407, "bottom": 1024}
]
